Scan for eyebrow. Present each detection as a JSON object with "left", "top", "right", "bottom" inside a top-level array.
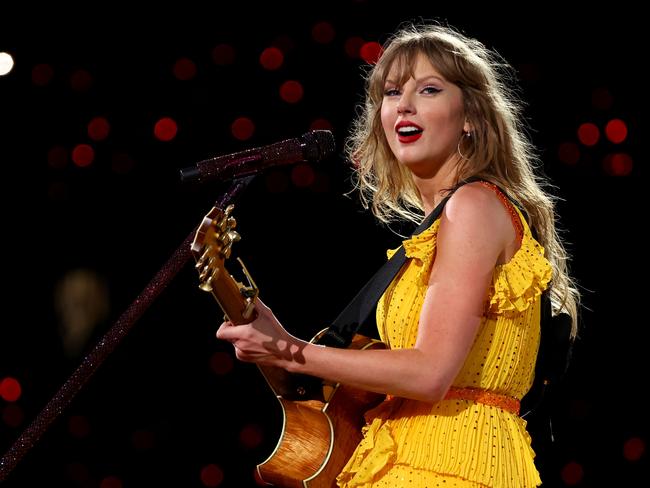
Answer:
[{"left": 385, "top": 75, "right": 446, "bottom": 85}]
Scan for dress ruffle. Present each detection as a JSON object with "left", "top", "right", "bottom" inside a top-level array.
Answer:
[
  {"left": 336, "top": 398, "right": 401, "bottom": 487},
  {"left": 487, "top": 228, "right": 552, "bottom": 315}
]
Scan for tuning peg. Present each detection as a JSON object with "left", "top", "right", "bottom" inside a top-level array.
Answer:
[{"left": 199, "top": 280, "right": 213, "bottom": 292}]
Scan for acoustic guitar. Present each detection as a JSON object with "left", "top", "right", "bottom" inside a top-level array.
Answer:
[{"left": 191, "top": 204, "right": 386, "bottom": 487}]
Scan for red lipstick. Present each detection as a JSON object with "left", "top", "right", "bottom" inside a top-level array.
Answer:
[{"left": 395, "top": 121, "right": 423, "bottom": 143}]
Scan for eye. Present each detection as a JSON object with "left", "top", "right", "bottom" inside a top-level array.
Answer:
[
  {"left": 383, "top": 88, "right": 400, "bottom": 97},
  {"left": 421, "top": 86, "right": 442, "bottom": 94}
]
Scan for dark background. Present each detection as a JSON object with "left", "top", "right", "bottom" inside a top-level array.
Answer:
[{"left": 1, "top": 3, "right": 646, "bottom": 487}]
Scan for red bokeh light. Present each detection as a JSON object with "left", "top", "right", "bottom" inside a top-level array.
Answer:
[
  {"left": 603, "top": 152, "right": 633, "bottom": 176},
  {"left": 88, "top": 117, "right": 110, "bottom": 141},
  {"left": 70, "top": 69, "right": 93, "bottom": 92},
  {"left": 154, "top": 117, "right": 178, "bottom": 142},
  {"left": 558, "top": 142, "right": 580, "bottom": 165},
  {"left": 32, "top": 63, "right": 54, "bottom": 86},
  {"left": 344, "top": 37, "right": 365, "bottom": 58},
  {"left": 1, "top": 377, "right": 22, "bottom": 402},
  {"left": 231, "top": 117, "right": 255, "bottom": 141},
  {"left": 560, "top": 461, "right": 584, "bottom": 485},
  {"left": 260, "top": 47, "right": 284, "bottom": 71},
  {"left": 360, "top": 42, "right": 382, "bottom": 64},
  {"left": 209, "top": 351, "right": 234, "bottom": 375},
  {"left": 291, "top": 163, "right": 315, "bottom": 187},
  {"left": 265, "top": 171, "right": 289, "bottom": 193},
  {"left": 623, "top": 437, "right": 645, "bottom": 461},
  {"left": 200, "top": 464, "right": 224, "bottom": 487},
  {"left": 311, "top": 172, "right": 330, "bottom": 193},
  {"left": 99, "top": 475, "right": 123, "bottom": 488},
  {"left": 272, "top": 35, "right": 294, "bottom": 54},
  {"left": 174, "top": 58, "right": 197, "bottom": 81},
  {"left": 310, "top": 118, "right": 333, "bottom": 131},
  {"left": 212, "top": 44, "right": 236, "bottom": 65},
  {"left": 577, "top": 122, "right": 599, "bottom": 146},
  {"left": 72, "top": 144, "right": 94, "bottom": 167},
  {"left": 279, "top": 80, "right": 304, "bottom": 104},
  {"left": 65, "top": 462, "right": 90, "bottom": 483},
  {"left": 312, "top": 22, "right": 335, "bottom": 44},
  {"left": 605, "top": 118, "right": 627, "bottom": 143},
  {"left": 239, "top": 424, "right": 263, "bottom": 449}
]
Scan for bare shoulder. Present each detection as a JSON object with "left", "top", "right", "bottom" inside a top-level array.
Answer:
[{"left": 437, "top": 182, "right": 515, "bottom": 261}]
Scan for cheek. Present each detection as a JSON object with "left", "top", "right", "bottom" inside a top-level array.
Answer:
[{"left": 380, "top": 104, "right": 395, "bottom": 139}]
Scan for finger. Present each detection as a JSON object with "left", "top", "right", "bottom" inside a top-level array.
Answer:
[{"left": 216, "top": 323, "right": 238, "bottom": 341}]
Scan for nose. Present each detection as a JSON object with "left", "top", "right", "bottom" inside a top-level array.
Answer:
[{"left": 397, "top": 92, "right": 415, "bottom": 114}]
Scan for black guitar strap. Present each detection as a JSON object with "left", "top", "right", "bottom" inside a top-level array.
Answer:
[{"left": 319, "top": 176, "right": 482, "bottom": 348}]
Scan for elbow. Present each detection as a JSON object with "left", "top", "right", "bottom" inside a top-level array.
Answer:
[{"left": 417, "top": 377, "right": 452, "bottom": 404}]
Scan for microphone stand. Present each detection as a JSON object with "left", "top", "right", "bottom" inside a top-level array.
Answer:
[{"left": 0, "top": 176, "right": 255, "bottom": 482}]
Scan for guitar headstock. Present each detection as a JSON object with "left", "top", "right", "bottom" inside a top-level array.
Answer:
[
  {"left": 191, "top": 204, "right": 258, "bottom": 323},
  {"left": 191, "top": 204, "right": 239, "bottom": 291}
]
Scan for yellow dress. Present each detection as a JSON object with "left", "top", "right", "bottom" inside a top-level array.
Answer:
[{"left": 336, "top": 205, "right": 552, "bottom": 488}]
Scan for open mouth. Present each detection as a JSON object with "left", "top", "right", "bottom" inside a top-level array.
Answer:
[{"left": 397, "top": 126, "right": 423, "bottom": 143}]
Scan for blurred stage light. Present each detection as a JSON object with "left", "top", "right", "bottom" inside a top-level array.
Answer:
[
  {"left": 561, "top": 461, "right": 584, "bottom": 485},
  {"left": 70, "top": 68, "right": 93, "bottom": 92},
  {"left": 48, "top": 145, "right": 68, "bottom": 169},
  {"left": 0, "top": 52, "right": 14, "bottom": 76},
  {"left": 260, "top": 47, "right": 284, "bottom": 71},
  {"left": 603, "top": 152, "right": 633, "bottom": 176},
  {"left": 312, "top": 21, "right": 336, "bottom": 44},
  {"left": 173, "top": 57, "right": 197, "bottom": 81},
  {"left": 558, "top": 142, "right": 580, "bottom": 165},
  {"left": 577, "top": 122, "right": 600, "bottom": 146},
  {"left": 605, "top": 118, "right": 627, "bottom": 144},
  {"left": 231, "top": 117, "right": 255, "bottom": 141},
  {"left": 344, "top": 37, "right": 364, "bottom": 59},
  {"left": 88, "top": 116, "right": 111, "bottom": 141},
  {"left": 623, "top": 436, "right": 645, "bottom": 462},
  {"left": 0, "top": 377, "right": 22, "bottom": 402},
  {"left": 209, "top": 351, "right": 234, "bottom": 375},
  {"left": 360, "top": 42, "right": 382, "bottom": 64},
  {"left": 200, "top": 464, "right": 224, "bottom": 487},
  {"left": 212, "top": 44, "right": 235, "bottom": 66},
  {"left": 279, "top": 80, "right": 303, "bottom": 104},
  {"left": 32, "top": 63, "right": 54, "bottom": 85},
  {"left": 72, "top": 143, "right": 95, "bottom": 167},
  {"left": 154, "top": 117, "right": 178, "bottom": 142},
  {"left": 239, "top": 423, "right": 263, "bottom": 449}
]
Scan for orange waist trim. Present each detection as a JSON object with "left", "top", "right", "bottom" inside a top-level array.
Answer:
[{"left": 444, "top": 386, "right": 520, "bottom": 415}]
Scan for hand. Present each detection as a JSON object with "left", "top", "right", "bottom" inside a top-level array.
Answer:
[{"left": 216, "top": 297, "right": 307, "bottom": 370}]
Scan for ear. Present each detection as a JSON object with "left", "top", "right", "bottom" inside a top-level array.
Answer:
[{"left": 463, "top": 121, "right": 473, "bottom": 133}]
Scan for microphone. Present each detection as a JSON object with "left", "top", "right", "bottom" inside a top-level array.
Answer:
[{"left": 180, "top": 130, "right": 335, "bottom": 184}]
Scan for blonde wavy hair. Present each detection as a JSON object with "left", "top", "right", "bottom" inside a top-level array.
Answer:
[{"left": 348, "top": 22, "right": 580, "bottom": 336}]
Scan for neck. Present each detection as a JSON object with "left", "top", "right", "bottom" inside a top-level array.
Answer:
[{"left": 412, "top": 158, "right": 460, "bottom": 216}]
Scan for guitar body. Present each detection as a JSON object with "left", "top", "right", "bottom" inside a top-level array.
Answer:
[
  {"left": 257, "top": 334, "right": 386, "bottom": 488},
  {"left": 191, "top": 205, "right": 386, "bottom": 487}
]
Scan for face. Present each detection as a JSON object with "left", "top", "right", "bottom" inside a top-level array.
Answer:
[{"left": 380, "top": 52, "right": 469, "bottom": 176}]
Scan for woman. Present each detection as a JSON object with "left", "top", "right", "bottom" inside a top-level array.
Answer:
[{"left": 216, "top": 23, "right": 580, "bottom": 488}]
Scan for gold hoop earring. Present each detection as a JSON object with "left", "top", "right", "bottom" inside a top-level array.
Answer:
[{"left": 457, "top": 131, "right": 472, "bottom": 160}]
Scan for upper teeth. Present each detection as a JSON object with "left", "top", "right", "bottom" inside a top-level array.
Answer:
[{"left": 398, "top": 126, "right": 421, "bottom": 135}]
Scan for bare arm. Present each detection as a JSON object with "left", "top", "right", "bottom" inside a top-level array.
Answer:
[{"left": 217, "top": 184, "right": 516, "bottom": 402}]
